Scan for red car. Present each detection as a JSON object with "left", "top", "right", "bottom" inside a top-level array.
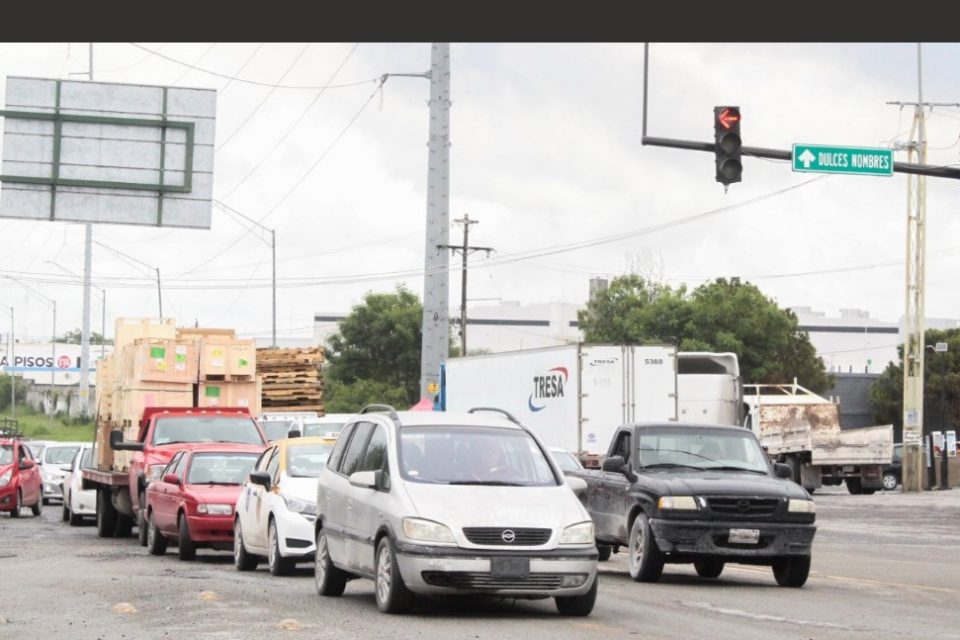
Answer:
[
  {"left": 144, "top": 443, "right": 264, "bottom": 560},
  {"left": 0, "top": 437, "right": 43, "bottom": 517}
]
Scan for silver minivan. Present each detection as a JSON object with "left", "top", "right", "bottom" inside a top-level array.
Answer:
[{"left": 314, "top": 406, "right": 598, "bottom": 615}]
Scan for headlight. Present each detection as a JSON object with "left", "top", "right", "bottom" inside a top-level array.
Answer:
[
  {"left": 146, "top": 464, "right": 166, "bottom": 483},
  {"left": 558, "top": 521, "right": 594, "bottom": 545},
  {"left": 401, "top": 517, "right": 456, "bottom": 544},
  {"left": 658, "top": 496, "right": 699, "bottom": 511},
  {"left": 0, "top": 469, "right": 11, "bottom": 487},
  {"left": 196, "top": 503, "right": 233, "bottom": 515},
  {"left": 282, "top": 495, "right": 317, "bottom": 516},
  {"left": 788, "top": 499, "right": 816, "bottom": 514}
]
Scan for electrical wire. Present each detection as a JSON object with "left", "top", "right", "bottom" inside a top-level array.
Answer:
[
  {"left": 93, "top": 43, "right": 169, "bottom": 74},
  {"left": 217, "top": 43, "right": 264, "bottom": 94},
  {"left": 169, "top": 42, "right": 218, "bottom": 86},
  {"left": 128, "top": 43, "right": 382, "bottom": 90}
]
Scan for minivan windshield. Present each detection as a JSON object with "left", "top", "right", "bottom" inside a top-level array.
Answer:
[
  {"left": 399, "top": 426, "right": 559, "bottom": 486},
  {"left": 637, "top": 427, "right": 770, "bottom": 474},
  {"left": 152, "top": 416, "right": 265, "bottom": 446}
]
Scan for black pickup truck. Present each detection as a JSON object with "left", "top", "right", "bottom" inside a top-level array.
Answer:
[{"left": 570, "top": 422, "right": 817, "bottom": 587}]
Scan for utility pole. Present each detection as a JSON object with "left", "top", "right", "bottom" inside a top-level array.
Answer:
[
  {"left": 419, "top": 43, "right": 451, "bottom": 402},
  {"left": 78, "top": 42, "right": 95, "bottom": 419},
  {"left": 438, "top": 215, "right": 493, "bottom": 356},
  {"left": 0, "top": 303, "right": 13, "bottom": 419}
]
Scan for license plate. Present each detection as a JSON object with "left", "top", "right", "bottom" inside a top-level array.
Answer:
[
  {"left": 490, "top": 557, "right": 530, "bottom": 578},
  {"left": 728, "top": 528, "right": 760, "bottom": 544}
]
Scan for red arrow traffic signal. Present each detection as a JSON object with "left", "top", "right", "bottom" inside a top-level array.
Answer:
[
  {"left": 717, "top": 107, "right": 740, "bottom": 130},
  {"left": 714, "top": 106, "right": 742, "bottom": 186}
]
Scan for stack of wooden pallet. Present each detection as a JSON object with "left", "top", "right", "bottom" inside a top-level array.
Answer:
[{"left": 257, "top": 347, "right": 325, "bottom": 413}]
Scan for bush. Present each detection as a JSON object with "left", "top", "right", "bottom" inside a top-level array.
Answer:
[{"left": 0, "top": 374, "right": 28, "bottom": 412}]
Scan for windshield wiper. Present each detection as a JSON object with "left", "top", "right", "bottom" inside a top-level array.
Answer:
[
  {"left": 447, "top": 480, "right": 525, "bottom": 486},
  {"left": 704, "top": 465, "right": 768, "bottom": 475},
  {"left": 638, "top": 463, "right": 703, "bottom": 471}
]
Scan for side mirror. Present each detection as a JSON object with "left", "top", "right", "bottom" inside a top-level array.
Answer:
[
  {"left": 249, "top": 470, "right": 272, "bottom": 489},
  {"left": 60, "top": 464, "right": 73, "bottom": 473},
  {"left": 19, "top": 459, "right": 36, "bottom": 470},
  {"left": 774, "top": 463, "right": 793, "bottom": 479},
  {"left": 110, "top": 429, "right": 144, "bottom": 452},
  {"left": 565, "top": 476, "right": 588, "bottom": 496},
  {"left": 601, "top": 455, "right": 626, "bottom": 474},
  {"left": 163, "top": 473, "right": 180, "bottom": 485},
  {"left": 348, "top": 470, "right": 377, "bottom": 489}
]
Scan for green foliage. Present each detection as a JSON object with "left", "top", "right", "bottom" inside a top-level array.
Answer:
[
  {"left": 57, "top": 328, "right": 110, "bottom": 345},
  {"left": 324, "top": 379, "right": 411, "bottom": 413},
  {"left": 870, "top": 329, "right": 960, "bottom": 429},
  {"left": 326, "top": 285, "right": 423, "bottom": 405},
  {"left": 578, "top": 276, "right": 830, "bottom": 393},
  {"left": 7, "top": 406, "right": 95, "bottom": 442},
  {"left": 0, "top": 374, "right": 28, "bottom": 412}
]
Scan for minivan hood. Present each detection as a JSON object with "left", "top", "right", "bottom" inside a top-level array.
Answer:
[
  {"left": 401, "top": 482, "right": 590, "bottom": 536},
  {"left": 645, "top": 471, "right": 808, "bottom": 499}
]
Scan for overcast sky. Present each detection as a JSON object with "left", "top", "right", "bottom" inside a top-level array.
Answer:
[{"left": 1, "top": 42, "right": 959, "bottom": 342}]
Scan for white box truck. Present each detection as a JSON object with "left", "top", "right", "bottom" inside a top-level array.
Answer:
[{"left": 442, "top": 344, "right": 677, "bottom": 456}]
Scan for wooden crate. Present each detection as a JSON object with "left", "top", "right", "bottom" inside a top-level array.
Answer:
[
  {"left": 198, "top": 379, "right": 261, "bottom": 415},
  {"left": 200, "top": 339, "right": 257, "bottom": 379},
  {"left": 115, "top": 383, "right": 194, "bottom": 426},
  {"left": 123, "top": 339, "right": 198, "bottom": 384},
  {"left": 176, "top": 327, "right": 236, "bottom": 343},
  {"left": 114, "top": 317, "right": 177, "bottom": 351}
]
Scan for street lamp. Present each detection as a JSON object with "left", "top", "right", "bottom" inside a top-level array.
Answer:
[
  {"left": 0, "top": 302, "right": 14, "bottom": 420},
  {"left": 92, "top": 241, "right": 161, "bottom": 319},
  {"left": 47, "top": 261, "right": 107, "bottom": 360}
]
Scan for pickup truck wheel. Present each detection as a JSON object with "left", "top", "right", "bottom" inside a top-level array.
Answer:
[
  {"left": 137, "top": 493, "right": 148, "bottom": 546},
  {"left": 554, "top": 573, "right": 597, "bottom": 616},
  {"left": 785, "top": 457, "right": 801, "bottom": 484},
  {"left": 882, "top": 473, "right": 899, "bottom": 490},
  {"left": 694, "top": 560, "right": 725, "bottom": 578},
  {"left": 96, "top": 489, "right": 116, "bottom": 537},
  {"left": 846, "top": 478, "right": 863, "bottom": 495},
  {"left": 627, "top": 513, "right": 664, "bottom": 582},
  {"left": 314, "top": 528, "right": 347, "bottom": 596},
  {"left": 147, "top": 511, "right": 167, "bottom": 555},
  {"left": 10, "top": 489, "right": 22, "bottom": 518},
  {"left": 234, "top": 519, "right": 259, "bottom": 571},
  {"left": 114, "top": 513, "right": 133, "bottom": 538},
  {"left": 597, "top": 544, "right": 613, "bottom": 562},
  {"left": 268, "top": 519, "right": 295, "bottom": 576},
  {"left": 375, "top": 536, "right": 414, "bottom": 613},
  {"left": 178, "top": 515, "right": 197, "bottom": 561},
  {"left": 773, "top": 555, "right": 811, "bottom": 587}
]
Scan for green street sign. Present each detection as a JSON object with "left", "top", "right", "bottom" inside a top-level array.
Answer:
[{"left": 792, "top": 144, "right": 894, "bottom": 176}]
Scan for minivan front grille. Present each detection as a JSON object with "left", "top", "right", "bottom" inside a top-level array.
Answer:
[
  {"left": 462, "top": 527, "right": 552, "bottom": 546},
  {"left": 422, "top": 571, "right": 566, "bottom": 590},
  {"left": 706, "top": 497, "right": 781, "bottom": 517}
]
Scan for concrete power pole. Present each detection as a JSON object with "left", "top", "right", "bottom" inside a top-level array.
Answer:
[
  {"left": 439, "top": 215, "right": 493, "bottom": 356},
  {"left": 419, "top": 43, "right": 451, "bottom": 402},
  {"left": 79, "top": 43, "right": 94, "bottom": 419}
]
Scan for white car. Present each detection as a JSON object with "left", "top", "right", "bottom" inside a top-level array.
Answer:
[
  {"left": 38, "top": 442, "right": 84, "bottom": 504},
  {"left": 61, "top": 444, "right": 96, "bottom": 525},
  {"left": 300, "top": 413, "right": 352, "bottom": 439},
  {"left": 233, "top": 436, "right": 337, "bottom": 576}
]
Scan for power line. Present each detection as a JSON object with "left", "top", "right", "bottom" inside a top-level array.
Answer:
[
  {"left": 169, "top": 42, "right": 218, "bottom": 86},
  {"left": 128, "top": 43, "right": 381, "bottom": 90},
  {"left": 89, "top": 43, "right": 169, "bottom": 74},
  {"left": 216, "top": 43, "right": 264, "bottom": 94}
]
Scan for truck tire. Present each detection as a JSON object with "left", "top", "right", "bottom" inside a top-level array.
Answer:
[
  {"left": 846, "top": 477, "right": 863, "bottom": 495},
  {"left": 555, "top": 573, "right": 597, "bottom": 616},
  {"left": 597, "top": 544, "right": 613, "bottom": 562},
  {"left": 861, "top": 487, "right": 877, "bottom": 495},
  {"left": 234, "top": 519, "right": 259, "bottom": 571},
  {"left": 147, "top": 511, "right": 168, "bottom": 556},
  {"left": 773, "top": 555, "right": 811, "bottom": 587},
  {"left": 114, "top": 513, "right": 134, "bottom": 538},
  {"left": 268, "top": 518, "right": 295, "bottom": 576},
  {"left": 694, "top": 560, "right": 725, "bottom": 578},
  {"left": 96, "top": 489, "right": 116, "bottom": 538},
  {"left": 627, "top": 512, "right": 664, "bottom": 582},
  {"left": 314, "top": 527, "right": 347, "bottom": 596},
  {"left": 786, "top": 457, "right": 801, "bottom": 485},
  {"left": 137, "top": 492, "right": 148, "bottom": 546},
  {"left": 178, "top": 514, "right": 197, "bottom": 561},
  {"left": 882, "top": 472, "right": 899, "bottom": 491}
]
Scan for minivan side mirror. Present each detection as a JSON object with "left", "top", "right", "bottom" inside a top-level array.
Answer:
[
  {"left": 249, "top": 471, "right": 272, "bottom": 489},
  {"left": 565, "top": 476, "right": 588, "bottom": 496},
  {"left": 601, "top": 455, "right": 626, "bottom": 474},
  {"left": 349, "top": 470, "right": 378, "bottom": 490},
  {"left": 774, "top": 463, "right": 793, "bottom": 479}
]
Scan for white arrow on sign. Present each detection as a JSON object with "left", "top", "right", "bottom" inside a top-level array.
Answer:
[{"left": 798, "top": 149, "right": 816, "bottom": 168}]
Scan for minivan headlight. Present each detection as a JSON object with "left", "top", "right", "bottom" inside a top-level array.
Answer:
[
  {"left": 658, "top": 496, "right": 698, "bottom": 511},
  {"left": 788, "top": 499, "right": 816, "bottom": 514},
  {"left": 402, "top": 517, "right": 456, "bottom": 544},
  {"left": 559, "top": 521, "right": 594, "bottom": 545}
]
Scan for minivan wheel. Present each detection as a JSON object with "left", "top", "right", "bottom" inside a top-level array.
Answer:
[
  {"left": 314, "top": 528, "right": 347, "bottom": 596},
  {"left": 375, "top": 536, "right": 414, "bottom": 613},
  {"left": 555, "top": 573, "right": 597, "bottom": 616},
  {"left": 627, "top": 513, "right": 664, "bottom": 582}
]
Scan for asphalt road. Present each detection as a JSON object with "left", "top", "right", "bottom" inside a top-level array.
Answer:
[{"left": 2, "top": 488, "right": 959, "bottom": 640}]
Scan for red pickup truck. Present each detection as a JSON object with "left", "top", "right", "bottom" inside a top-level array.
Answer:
[{"left": 82, "top": 407, "right": 268, "bottom": 540}]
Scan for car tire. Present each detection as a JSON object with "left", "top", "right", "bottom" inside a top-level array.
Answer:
[
  {"left": 31, "top": 491, "right": 43, "bottom": 517},
  {"left": 627, "top": 512, "right": 664, "bottom": 582},
  {"left": 233, "top": 519, "right": 259, "bottom": 571},
  {"left": 10, "top": 489, "right": 22, "bottom": 518},
  {"left": 773, "top": 555, "right": 811, "bottom": 587},
  {"left": 314, "top": 527, "right": 347, "bottom": 596},
  {"left": 178, "top": 514, "right": 196, "bottom": 561},
  {"left": 96, "top": 489, "right": 116, "bottom": 538},
  {"left": 42, "top": 487, "right": 49, "bottom": 506},
  {"left": 62, "top": 494, "right": 70, "bottom": 522},
  {"left": 846, "top": 477, "right": 863, "bottom": 495},
  {"left": 694, "top": 560, "right": 725, "bottom": 578},
  {"left": 137, "top": 493, "right": 148, "bottom": 547},
  {"left": 147, "top": 511, "right": 168, "bottom": 555},
  {"left": 69, "top": 504, "right": 83, "bottom": 527},
  {"left": 375, "top": 536, "right": 414, "bottom": 614},
  {"left": 597, "top": 544, "right": 613, "bottom": 562},
  {"left": 554, "top": 573, "right": 597, "bottom": 616},
  {"left": 882, "top": 473, "right": 899, "bottom": 491},
  {"left": 268, "top": 518, "right": 295, "bottom": 576}
]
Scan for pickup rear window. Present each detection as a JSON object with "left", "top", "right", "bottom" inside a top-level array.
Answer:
[{"left": 152, "top": 416, "right": 265, "bottom": 446}]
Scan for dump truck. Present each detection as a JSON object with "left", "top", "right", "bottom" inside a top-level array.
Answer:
[{"left": 743, "top": 382, "right": 893, "bottom": 494}]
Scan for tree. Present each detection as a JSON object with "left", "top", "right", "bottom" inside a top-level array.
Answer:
[
  {"left": 870, "top": 328, "right": 960, "bottom": 430},
  {"left": 326, "top": 286, "right": 423, "bottom": 406},
  {"left": 324, "top": 379, "right": 411, "bottom": 414},
  {"left": 0, "top": 374, "right": 27, "bottom": 412},
  {"left": 57, "top": 328, "right": 109, "bottom": 345},
  {"left": 578, "top": 276, "right": 830, "bottom": 392}
]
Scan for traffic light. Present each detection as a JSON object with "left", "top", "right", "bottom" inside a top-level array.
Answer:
[{"left": 714, "top": 106, "right": 742, "bottom": 186}]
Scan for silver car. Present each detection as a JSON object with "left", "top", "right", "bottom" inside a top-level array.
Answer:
[{"left": 314, "top": 406, "right": 598, "bottom": 615}]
